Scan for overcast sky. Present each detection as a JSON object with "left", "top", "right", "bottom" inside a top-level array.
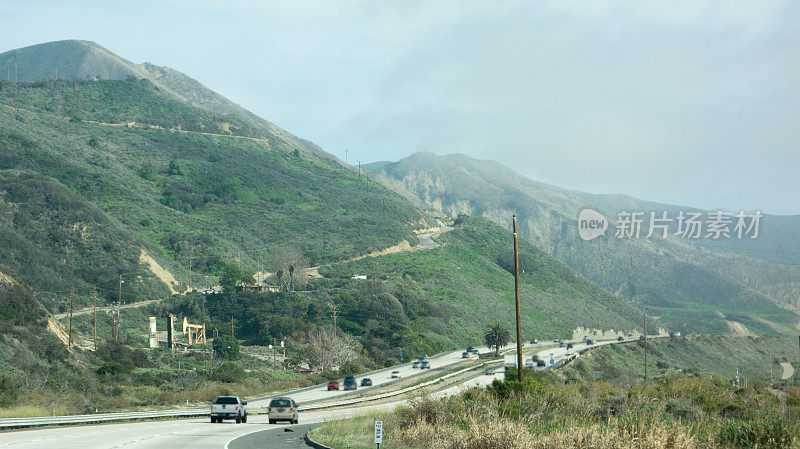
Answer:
[{"left": 2, "top": 0, "right": 799, "bottom": 214}]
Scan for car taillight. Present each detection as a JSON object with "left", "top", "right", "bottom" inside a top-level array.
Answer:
[
  {"left": 235, "top": 406, "right": 238, "bottom": 411},
  {"left": 269, "top": 407, "right": 272, "bottom": 412},
  {"left": 289, "top": 408, "right": 293, "bottom": 412}
]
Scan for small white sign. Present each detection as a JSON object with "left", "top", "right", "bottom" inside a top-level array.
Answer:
[{"left": 374, "top": 420, "right": 383, "bottom": 444}]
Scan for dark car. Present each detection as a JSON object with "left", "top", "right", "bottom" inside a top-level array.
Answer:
[
  {"left": 566, "top": 343, "right": 573, "bottom": 349},
  {"left": 466, "top": 346, "right": 474, "bottom": 352},
  {"left": 462, "top": 352, "right": 470, "bottom": 359},
  {"left": 536, "top": 360, "right": 546, "bottom": 367},
  {"left": 586, "top": 339, "right": 595, "bottom": 345},
  {"left": 617, "top": 336, "right": 624, "bottom": 341},
  {"left": 531, "top": 338, "right": 538, "bottom": 344},
  {"left": 360, "top": 378, "right": 373, "bottom": 387},
  {"left": 327, "top": 380, "right": 340, "bottom": 391},
  {"left": 343, "top": 376, "right": 357, "bottom": 390}
]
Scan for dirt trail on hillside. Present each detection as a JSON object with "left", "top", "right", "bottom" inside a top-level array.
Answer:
[{"left": 307, "top": 222, "right": 453, "bottom": 278}]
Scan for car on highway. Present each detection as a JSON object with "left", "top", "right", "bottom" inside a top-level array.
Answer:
[
  {"left": 360, "top": 378, "right": 373, "bottom": 387},
  {"left": 628, "top": 333, "right": 634, "bottom": 337},
  {"left": 586, "top": 339, "right": 595, "bottom": 345},
  {"left": 391, "top": 370, "right": 401, "bottom": 378},
  {"left": 420, "top": 360, "right": 431, "bottom": 369},
  {"left": 412, "top": 360, "right": 421, "bottom": 368},
  {"left": 617, "top": 336, "right": 624, "bottom": 341},
  {"left": 485, "top": 367, "right": 496, "bottom": 375},
  {"left": 530, "top": 338, "right": 538, "bottom": 344},
  {"left": 558, "top": 341, "right": 565, "bottom": 347},
  {"left": 472, "top": 348, "right": 479, "bottom": 354},
  {"left": 582, "top": 336, "right": 589, "bottom": 340},
  {"left": 327, "top": 380, "right": 340, "bottom": 391},
  {"left": 536, "top": 360, "right": 546, "bottom": 367},
  {"left": 210, "top": 396, "right": 247, "bottom": 423},
  {"left": 566, "top": 343, "right": 573, "bottom": 349},
  {"left": 267, "top": 397, "right": 298, "bottom": 424},
  {"left": 462, "top": 352, "right": 470, "bottom": 358},
  {"left": 343, "top": 376, "right": 357, "bottom": 390},
  {"left": 466, "top": 346, "right": 474, "bottom": 352}
]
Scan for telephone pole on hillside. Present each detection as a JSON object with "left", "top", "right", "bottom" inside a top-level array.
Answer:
[
  {"left": 512, "top": 215, "right": 524, "bottom": 383},
  {"left": 643, "top": 313, "right": 648, "bottom": 381},
  {"left": 332, "top": 304, "right": 338, "bottom": 338},
  {"left": 92, "top": 286, "right": 98, "bottom": 350},
  {"left": 68, "top": 287, "right": 75, "bottom": 348}
]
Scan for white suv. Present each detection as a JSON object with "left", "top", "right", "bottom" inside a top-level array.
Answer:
[{"left": 268, "top": 397, "right": 298, "bottom": 424}]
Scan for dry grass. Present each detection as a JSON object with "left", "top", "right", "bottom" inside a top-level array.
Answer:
[{"left": 313, "top": 373, "right": 800, "bottom": 449}]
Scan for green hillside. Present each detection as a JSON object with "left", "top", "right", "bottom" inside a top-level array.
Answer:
[
  {"left": 0, "top": 77, "right": 426, "bottom": 309},
  {"left": 562, "top": 335, "right": 799, "bottom": 385},
  {"left": 320, "top": 216, "right": 647, "bottom": 346},
  {"left": 367, "top": 153, "right": 800, "bottom": 335}
]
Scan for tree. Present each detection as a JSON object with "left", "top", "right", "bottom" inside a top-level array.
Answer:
[
  {"left": 219, "top": 263, "right": 244, "bottom": 294},
  {"left": 299, "top": 328, "right": 359, "bottom": 372},
  {"left": 485, "top": 323, "right": 510, "bottom": 357},
  {"left": 167, "top": 159, "right": 183, "bottom": 176},
  {"left": 213, "top": 334, "right": 239, "bottom": 360},
  {"left": 270, "top": 247, "right": 309, "bottom": 291}
]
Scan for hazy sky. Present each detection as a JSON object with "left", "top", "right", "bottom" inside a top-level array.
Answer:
[{"left": 2, "top": 0, "right": 799, "bottom": 214}]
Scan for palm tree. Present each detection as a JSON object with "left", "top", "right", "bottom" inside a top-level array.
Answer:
[{"left": 484, "top": 323, "right": 511, "bottom": 357}]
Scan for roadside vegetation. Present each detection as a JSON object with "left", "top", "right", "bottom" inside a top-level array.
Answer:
[
  {"left": 311, "top": 371, "right": 800, "bottom": 449},
  {"left": 562, "top": 334, "right": 800, "bottom": 384}
]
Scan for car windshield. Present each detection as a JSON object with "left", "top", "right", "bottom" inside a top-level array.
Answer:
[
  {"left": 270, "top": 399, "right": 291, "bottom": 407},
  {"left": 214, "top": 397, "right": 238, "bottom": 404}
]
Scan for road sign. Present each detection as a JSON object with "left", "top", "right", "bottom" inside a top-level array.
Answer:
[{"left": 374, "top": 420, "right": 383, "bottom": 445}]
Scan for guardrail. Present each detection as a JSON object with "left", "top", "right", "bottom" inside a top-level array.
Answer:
[{"left": 0, "top": 408, "right": 209, "bottom": 429}]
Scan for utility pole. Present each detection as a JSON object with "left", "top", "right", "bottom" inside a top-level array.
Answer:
[
  {"left": 512, "top": 215, "right": 524, "bottom": 382},
  {"left": 92, "top": 286, "right": 97, "bottom": 350},
  {"left": 188, "top": 253, "right": 192, "bottom": 293},
  {"left": 68, "top": 287, "right": 75, "bottom": 348},
  {"left": 332, "top": 304, "right": 338, "bottom": 338},
  {"left": 643, "top": 313, "right": 648, "bottom": 381},
  {"left": 358, "top": 160, "right": 362, "bottom": 180},
  {"left": 114, "top": 275, "right": 123, "bottom": 340}
]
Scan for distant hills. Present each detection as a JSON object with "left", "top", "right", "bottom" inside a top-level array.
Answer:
[{"left": 366, "top": 152, "right": 800, "bottom": 335}]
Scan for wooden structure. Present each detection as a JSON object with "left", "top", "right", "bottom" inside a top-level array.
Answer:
[{"left": 182, "top": 317, "right": 206, "bottom": 345}]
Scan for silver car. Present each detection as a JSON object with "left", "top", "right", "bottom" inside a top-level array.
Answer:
[{"left": 268, "top": 397, "right": 298, "bottom": 424}]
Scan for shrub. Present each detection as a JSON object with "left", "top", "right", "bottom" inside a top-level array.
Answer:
[
  {"left": 212, "top": 334, "right": 240, "bottom": 360},
  {"left": 97, "top": 362, "right": 128, "bottom": 375},
  {"left": 212, "top": 362, "right": 244, "bottom": 383}
]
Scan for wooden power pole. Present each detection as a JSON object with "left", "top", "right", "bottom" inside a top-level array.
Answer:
[
  {"left": 644, "top": 313, "right": 648, "bottom": 381},
  {"left": 68, "top": 286, "right": 75, "bottom": 348},
  {"left": 332, "top": 304, "right": 338, "bottom": 338},
  {"left": 92, "top": 286, "right": 97, "bottom": 350},
  {"left": 512, "top": 215, "right": 524, "bottom": 382}
]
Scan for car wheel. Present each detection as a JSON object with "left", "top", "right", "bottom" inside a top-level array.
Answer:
[
  {"left": 235, "top": 416, "right": 241, "bottom": 424},
  {"left": 268, "top": 419, "right": 275, "bottom": 424},
  {"left": 242, "top": 414, "right": 247, "bottom": 423},
  {"left": 210, "top": 417, "right": 215, "bottom": 423}
]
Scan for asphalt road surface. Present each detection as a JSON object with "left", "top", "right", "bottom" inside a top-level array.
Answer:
[{"left": 227, "top": 424, "right": 315, "bottom": 449}]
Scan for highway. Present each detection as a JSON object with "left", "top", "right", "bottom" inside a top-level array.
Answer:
[{"left": 0, "top": 336, "right": 658, "bottom": 448}]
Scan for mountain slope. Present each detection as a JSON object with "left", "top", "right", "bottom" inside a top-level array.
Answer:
[
  {"left": 320, "top": 216, "right": 649, "bottom": 345},
  {"left": 366, "top": 152, "right": 800, "bottom": 335},
  {"left": 0, "top": 40, "right": 330, "bottom": 159},
  {"left": 0, "top": 76, "right": 426, "bottom": 309}
]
